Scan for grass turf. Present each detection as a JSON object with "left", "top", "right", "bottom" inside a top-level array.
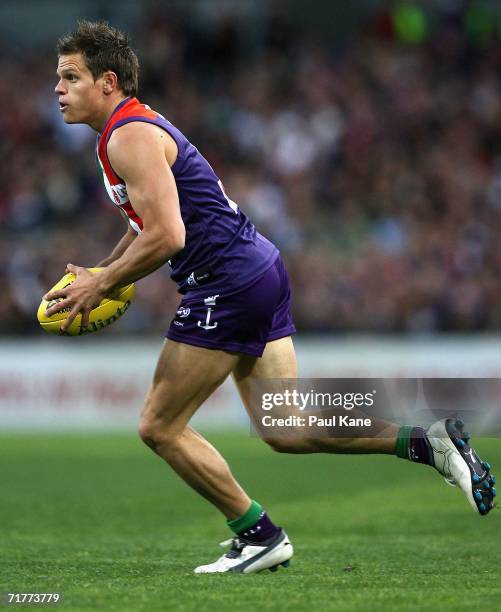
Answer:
[{"left": 1, "top": 432, "right": 500, "bottom": 611}]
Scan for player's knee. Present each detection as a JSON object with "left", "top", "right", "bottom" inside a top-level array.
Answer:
[
  {"left": 138, "top": 418, "right": 176, "bottom": 454},
  {"left": 138, "top": 420, "right": 158, "bottom": 450},
  {"left": 139, "top": 393, "right": 176, "bottom": 452}
]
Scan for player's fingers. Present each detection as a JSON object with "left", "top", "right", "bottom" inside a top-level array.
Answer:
[
  {"left": 80, "top": 309, "right": 91, "bottom": 331},
  {"left": 43, "top": 289, "right": 67, "bottom": 301},
  {"left": 45, "top": 298, "right": 72, "bottom": 316},
  {"left": 60, "top": 304, "right": 82, "bottom": 332},
  {"left": 67, "top": 263, "right": 88, "bottom": 277}
]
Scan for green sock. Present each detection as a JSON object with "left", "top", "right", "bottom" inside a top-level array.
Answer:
[
  {"left": 227, "top": 500, "right": 262, "bottom": 534},
  {"left": 395, "top": 425, "right": 413, "bottom": 459}
]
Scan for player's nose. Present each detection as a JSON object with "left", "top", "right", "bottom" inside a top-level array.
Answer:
[{"left": 54, "top": 79, "right": 65, "bottom": 94}]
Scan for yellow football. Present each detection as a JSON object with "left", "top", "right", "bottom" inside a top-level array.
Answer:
[{"left": 37, "top": 267, "right": 135, "bottom": 336}]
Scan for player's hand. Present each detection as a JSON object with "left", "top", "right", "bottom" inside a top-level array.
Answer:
[{"left": 44, "top": 264, "right": 105, "bottom": 332}]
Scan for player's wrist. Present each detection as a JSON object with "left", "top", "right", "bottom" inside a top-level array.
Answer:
[{"left": 94, "top": 268, "right": 116, "bottom": 295}]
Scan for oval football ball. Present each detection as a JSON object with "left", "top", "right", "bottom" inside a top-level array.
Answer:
[{"left": 37, "top": 267, "right": 135, "bottom": 336}]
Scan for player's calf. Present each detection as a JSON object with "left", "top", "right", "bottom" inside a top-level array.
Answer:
[{"left": 264, "top": 436, "right": 318, "bottom": 454}]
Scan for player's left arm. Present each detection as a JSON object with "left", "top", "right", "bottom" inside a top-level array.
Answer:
[{"left": 44, "top": 121, "right": 185, "bottom": 331}]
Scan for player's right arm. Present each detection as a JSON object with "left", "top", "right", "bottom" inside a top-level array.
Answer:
[
  {"left": 44, "top": 121, "right": 184, "bottom": 331},
  {"left": 93, "top": 121, "right": 185, "bottom": 291}
]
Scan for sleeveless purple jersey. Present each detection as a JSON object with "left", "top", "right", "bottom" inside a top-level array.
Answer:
[{"left": 97, "top": 97, "right": 278, "bottom": 295}]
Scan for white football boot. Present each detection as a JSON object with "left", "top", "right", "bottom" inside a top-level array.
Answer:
[
  {"left": 427, "top": 417, "right": 496, "bottom": 515},
  {"left": 194, "top": 530, "right": 293, "bottom": 574}
]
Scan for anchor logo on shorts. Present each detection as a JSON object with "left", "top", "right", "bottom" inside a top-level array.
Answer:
[{"left": 198, "top": 295, "right": 219, "bottom": 330}]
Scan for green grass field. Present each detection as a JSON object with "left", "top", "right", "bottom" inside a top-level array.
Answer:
[{"left": 1, "top": 432, "right": 500, "bottom": 611}]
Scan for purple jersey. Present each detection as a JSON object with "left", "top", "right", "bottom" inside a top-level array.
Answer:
[{"left": 97, "top": 97, "right": 278, "bottom": 295}]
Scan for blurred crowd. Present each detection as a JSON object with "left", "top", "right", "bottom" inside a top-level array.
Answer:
[{"left": 1, "top": 2, "right": 501, "bottom": 335}]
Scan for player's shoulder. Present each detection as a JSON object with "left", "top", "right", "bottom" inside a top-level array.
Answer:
[
  {"left": 107, "top": 121, "right": 178, "bottom": 170},
  {"left": 108, "top": 120, "right": 177, "bottom": 159},
  {"left": 109, "top": 120, "right": 157, "bottom": 145}
]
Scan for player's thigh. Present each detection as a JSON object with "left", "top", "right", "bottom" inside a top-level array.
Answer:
[
  {"left": 232, "top": 335, "right": 297, "bottom": 413},
  {"left": 141, "top": 338, "right": 239, "bottom": 433}
]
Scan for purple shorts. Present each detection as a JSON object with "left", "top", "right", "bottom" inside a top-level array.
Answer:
[{"left": 166, "top": 256, "right": 296, "bottom": 357}]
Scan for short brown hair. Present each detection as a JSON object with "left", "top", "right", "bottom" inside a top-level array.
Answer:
[{"left": 57, "top": 20, "right": 139, "bottom": 96}]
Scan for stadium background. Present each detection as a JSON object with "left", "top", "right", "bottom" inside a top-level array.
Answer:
[
  {"left": 3, "top": 0, "right": 501, "bottom": 336},
  {"left": 2, "top": 2, "right": 501, "bottom": 610},
  {"left": 2, "top": 0, "right": 501, "bottom": 426}
]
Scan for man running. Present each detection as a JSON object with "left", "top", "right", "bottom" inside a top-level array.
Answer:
[{"left": 45, "top": 21, "right": 496, "bottom": 574}]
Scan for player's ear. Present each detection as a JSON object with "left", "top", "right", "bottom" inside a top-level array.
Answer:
[{"left": 102, "top": 71, "right": 118, "bottom": 94}]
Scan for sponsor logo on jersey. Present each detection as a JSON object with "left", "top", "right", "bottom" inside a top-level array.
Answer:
[
  {"left": 204, "top": 295, "right": 220, "bottom": 307},
  {"left": 198, "top": 294, "right": 220, "bottom": 330},
  {"left": 111, "top": 183, "right": 128, "bottom": 205},
  {"left": 98, "top": 152, "right": 130, "bottom": 206},
  {"left": 197, "top": 308, "right": 218, "bottom": 330}
]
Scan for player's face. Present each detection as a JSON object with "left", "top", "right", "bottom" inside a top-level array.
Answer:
[{"left": 55, "top": 53, "right": 104, "bottom": 126}]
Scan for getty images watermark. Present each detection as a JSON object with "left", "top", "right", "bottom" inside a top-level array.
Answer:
[
  {"left": 261, "top": 389, "right": 376, "bottom": 428},
  {"left": 245, "top": 379, "right": 501, "bottom": 438}
]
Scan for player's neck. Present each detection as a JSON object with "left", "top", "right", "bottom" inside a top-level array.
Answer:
[{"left": 93, "top": 94, "right": 129, "bottom": 133}]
